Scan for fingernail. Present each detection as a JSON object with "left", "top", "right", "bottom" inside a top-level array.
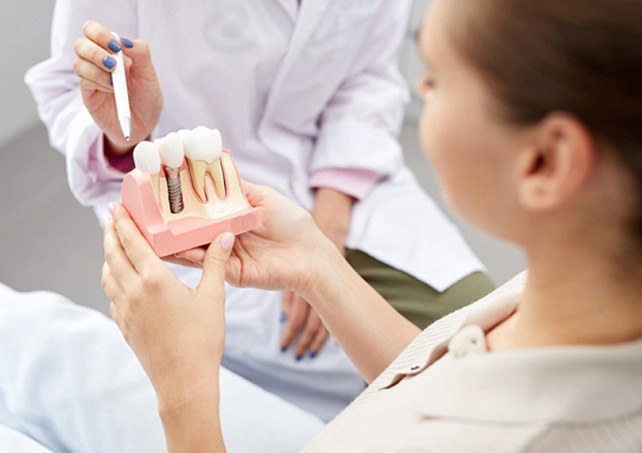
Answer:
[
  {"left": 219, "top": 232, "right": 235, "bottom": 252},
  {"left": 120, "top": 37, "right": 134, "bottom": 48},
  {"left": 108, "top": 202, "right": 117, "bottom": 215},
  {"left": 103, "top": 56, "right": 116, "bottom": 69},
  {"left": 280, "top": 346, "right": 288, "bottom": 353},
  {"left": 108, "top": 40, "right": 122, "bottom": 52},
  {"left": 310, "top": 351, "right": 318, "bottom": 359},
  {"left": 295, "top": 355, "right": 303, "bottom": 361},
  {"left": 280, "top": 311, "right": 287, "bottom": 323}
]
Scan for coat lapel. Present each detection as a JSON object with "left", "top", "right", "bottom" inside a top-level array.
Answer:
[{"left": 263, "top": 0, "right": 334, "bottom": 116}]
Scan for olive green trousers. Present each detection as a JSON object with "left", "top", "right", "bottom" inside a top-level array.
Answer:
[{"left": 345, "top": 249, "right": 496, "bottom": 329}]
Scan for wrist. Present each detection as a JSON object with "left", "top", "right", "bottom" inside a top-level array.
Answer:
[
  {"left": 156, "top": 366, "right": 220, "bottom": 416},
  {"left": 297, "top": 233, "right": 349, "bottom": 303},
  {"left": 313, "top": 187, "right": 354, "bottom": 243}
]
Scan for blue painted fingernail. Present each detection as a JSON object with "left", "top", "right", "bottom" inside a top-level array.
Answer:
[
  {"left": 296, "top": 355, "right": 303, "bottom": 361},
  {"left": 281, "top": 346, "right": 288, "bottom": 353},
  {"left": 108, "top": 39, "right": 122, "bottom": 52},
  {"left": 310, "top": 351, "right": 318, "bottom": 359},
  {"left": 280, "top": 311, "right": 286, "bottom": 323},
  {"left": 120, "top": 37, "right": 134, "bottom": 48},
  {"left": 103, "top": 56, "right": 116, "bottom": 69}
]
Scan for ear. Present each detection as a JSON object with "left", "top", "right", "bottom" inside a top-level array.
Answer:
[{"left": 517, "top": 113, "right": 596, "bottom": 211}]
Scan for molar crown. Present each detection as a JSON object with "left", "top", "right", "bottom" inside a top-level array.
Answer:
[{"left": 183, "top": 126, "right": 222, "bottom": 163}]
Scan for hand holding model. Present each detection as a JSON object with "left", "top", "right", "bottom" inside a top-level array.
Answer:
[
  {"left": 102, "top": 184, "right": 333, "bottom": 422},
  {"left": 72, "top": 20, "right": 162, "bottom": 155}
]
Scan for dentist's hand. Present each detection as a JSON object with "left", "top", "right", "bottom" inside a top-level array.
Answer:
[
  {"left": 73, "top": 20, "right": 163, "bottom": 156},
  {"left": 102, "top": 203, "right": 233, "bottom": 405}
]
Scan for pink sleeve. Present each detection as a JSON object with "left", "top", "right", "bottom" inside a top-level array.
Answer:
[
  {"left": 309, "top": 168, "right": 383, "bottom": 200},
  {"left": 105, "top": 147, "right": 135, "bottom": 173}
]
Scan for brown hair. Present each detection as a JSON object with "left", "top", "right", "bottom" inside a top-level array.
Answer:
[{"left": 449, "top": 0, "right": 642, "bottom": 243}]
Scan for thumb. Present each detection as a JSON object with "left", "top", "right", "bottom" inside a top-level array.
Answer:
[
  {"left": 198, "top": 232, "right": 235, "bottom": 295},
  {"left": 120, "top": 38, "right": 157, "bottom": 75}
]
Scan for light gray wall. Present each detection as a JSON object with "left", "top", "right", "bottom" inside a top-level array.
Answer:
[{"left": 0, "top": 1, "right": 55, "bottom": 146}]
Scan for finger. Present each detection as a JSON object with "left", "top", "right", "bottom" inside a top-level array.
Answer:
[
  {"left": 103, "top": 217, "right": 139, "bottom": 291},
  {"left": 108, "top": 302, "right": 120, "bottom": 324},
  {"left": 101, "top": 261, "right": 125, "bottom": 310},
  {"left": 74, "top": 36, "right": 118, "bottom": 73},
  {"left": 281, "top": 291, "right": 294, "bottom": 323},
  {"left": 111, "top": 204, "right": 165, "bottom": 275},
  {"left": 73, "top": 57, "right": 113, "bottom": 91},
  {"left": 240, "top": 180, "right": 271, "bottom": 207},
  {"left": 78, "top": 74, "right": 114, "bottom": 94},
  {"left": 162, "top": 255, "right": 201, "bottom": 268},
  {"left": 173, "top": 246, "right": 207, "bottom": 267},
  {"left": 198, "top": 232, "right": 235, "bottom": 296},
  {"left": 308, "top": 324, "right": 330, "bottom": 358},
  {"left": 119, "top": 38, "right": 157, "bottom": 76},
  {"left": 294, "top": 309, "right": 324, "bottom": 358},
  {"left": 82, "top": 20, "right": 123, "bottom": 56},
  {"left": 280, "top": 295, "right": 309, "bottom": 352}
]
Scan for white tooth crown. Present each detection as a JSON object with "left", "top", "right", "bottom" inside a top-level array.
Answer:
[
  {"left": 133, "top": 141, "right": 161, "bottom": 174},
  {"left": 156, "top": 132, "right": 185, "bottom": 169},
  {"left": 176, "top": 128, "right": 191, "bottom": 144},
  {"left": 183, "top": 126, "right": 222, "bottom": 163}
]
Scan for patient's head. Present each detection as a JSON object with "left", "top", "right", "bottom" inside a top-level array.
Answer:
[{"left": 417, "top": 0, "right": 642, "bottom": 264}]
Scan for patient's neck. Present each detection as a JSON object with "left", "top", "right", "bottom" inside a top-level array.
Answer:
[{"left": 487, "top": 241, "right": 642, "bottom": 351}]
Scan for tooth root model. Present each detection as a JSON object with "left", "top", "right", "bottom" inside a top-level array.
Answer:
[
  {"left": 121, "top": 126, "right": 261, "bottom": 257},
  {"left": 183, "top": 126, "right": 225, "bottom": 202}
]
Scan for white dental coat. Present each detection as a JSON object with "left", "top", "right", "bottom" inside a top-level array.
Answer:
[{"left": 26, "top": 0, "right": 485, "bottom": 421}]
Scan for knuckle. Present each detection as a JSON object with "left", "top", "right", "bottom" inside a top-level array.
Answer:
[
  {"left": 140, "top": 271, "right": 162, "bottom": 291},
  {"left": 100, "top": 269, "right": 109, "bottom": 289},
  {"left": 82, "top": 19, "right": 99, "bottom": 37},
  {"left": 137, "top": 40, "right": 150, "bottom": 54},
  {"left": 119, "top": 234, "right": 135, "bottom": 252},
  {"left": 306, "top": 325, "right": 320, "bottom": 338},
  {"left": 129, "top": 287, "right": 144, "bottom": 308},
  {"left": 103, "top": 247, "right": 116, "bottom": 264},
  {"left": 89, "top": 46, "right": 104, "bottom": 64},
  {"left": 72, "top": 38, "right": 84, "bottom": 55}
]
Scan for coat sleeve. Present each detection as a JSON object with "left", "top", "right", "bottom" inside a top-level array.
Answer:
[
  {"left": 24, "top": 0, "right": 138, "bottom": 207},
  {"left": 309, "top": 1, "right": 413, "bottom": 200}
]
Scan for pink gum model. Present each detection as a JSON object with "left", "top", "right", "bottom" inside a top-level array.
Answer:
[{"left": 121, "top": 150, "right": 261, "bottom": 257}]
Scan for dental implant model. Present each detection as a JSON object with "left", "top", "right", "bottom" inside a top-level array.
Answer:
[
  {"left": 156, "top": 132, "right": 185, "bottom": 214},
  {"left": 121, "top": 127, "right": 261, "bottom": 257}
]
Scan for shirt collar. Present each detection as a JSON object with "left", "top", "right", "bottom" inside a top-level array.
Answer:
[{"left": 378, "top": 271, "right": 642, "bottom": 423}]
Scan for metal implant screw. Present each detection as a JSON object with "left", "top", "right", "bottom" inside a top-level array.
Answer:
[{"left": 165, "top": 167, "right": 184, "bottom": 213}]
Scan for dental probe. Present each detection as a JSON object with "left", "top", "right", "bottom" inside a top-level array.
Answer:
[{"left": 110, "top": 32, "right": 131, "bottom": 141}]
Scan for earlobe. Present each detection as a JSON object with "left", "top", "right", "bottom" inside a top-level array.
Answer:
[{"left": 517, "top": 114, "right": 595, "bottom": 211}]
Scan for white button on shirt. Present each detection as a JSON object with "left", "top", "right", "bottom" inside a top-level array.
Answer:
[{"left": 448, "top": 324, "right": 487, "bottom": 358}]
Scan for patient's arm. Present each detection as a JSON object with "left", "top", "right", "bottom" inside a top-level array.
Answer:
[{"left": 103, "top": 204, "right": 232, "bottom": 452}]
